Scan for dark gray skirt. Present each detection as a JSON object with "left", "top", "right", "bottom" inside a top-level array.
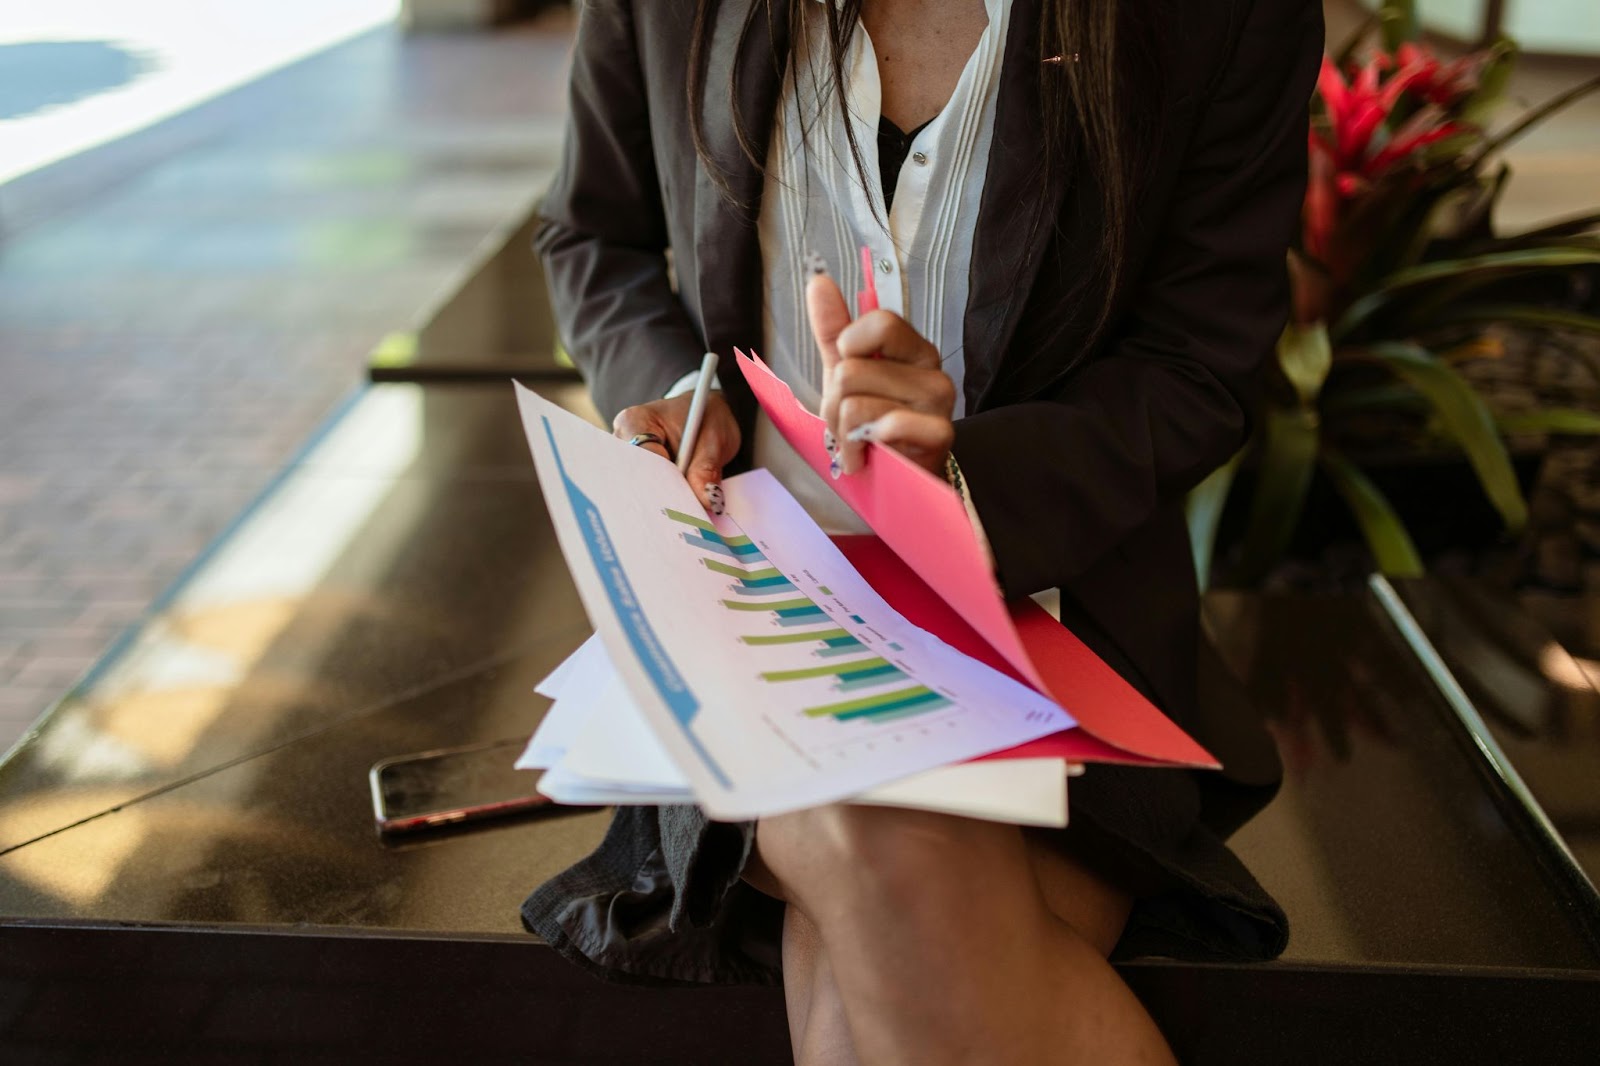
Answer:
[{"left": 521, "top": 754, "right": 1289, "bottom": 986}]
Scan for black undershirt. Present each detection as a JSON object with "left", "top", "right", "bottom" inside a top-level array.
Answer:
[{"left": 876, "top": 115, "right": 935, "bottom": 212}]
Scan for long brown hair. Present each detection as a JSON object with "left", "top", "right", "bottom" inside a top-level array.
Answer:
[{"left": 686, "top": 0, "right": 1147, "bottom": 359}]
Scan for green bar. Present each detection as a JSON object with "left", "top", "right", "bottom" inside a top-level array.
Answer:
[
  {"left": 805, "top": 685, "right": 935, "bottom": 718},
  {"left": 837, "top": 691, "right": 950, "bottom": 721},
  {"left": 663, "top": 508, "right": 715, "bottom": 532},
  {"left": 721, "top": 597, "right": 815, "bottom": 612},
  {"left": 762, "top": 657, "right": 888, "bottom": 682},
  {"left": 817, "top": 586, "right": 832, "bottom": 595},
  {"left": 702, "top": 559, "right": 783, "bottom": 581},
  {"left": 741, "top": 629, "right": 850, "bottom": 645}
]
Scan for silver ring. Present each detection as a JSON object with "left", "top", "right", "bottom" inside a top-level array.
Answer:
[{"left": 628, "top": 432, "right": 666, "bottom": 449}]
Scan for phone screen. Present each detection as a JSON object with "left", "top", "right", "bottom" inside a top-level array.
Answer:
[{"left": 370, "top": 740, "right": 552, "bottom": 833}]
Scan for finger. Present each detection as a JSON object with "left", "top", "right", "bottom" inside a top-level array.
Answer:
[
  {"left": 836, "top": 311, "right": 941, "bottom": 369},
  {"left": 832, "top": 358, "right": 957, "bottom": 417},
  {"left": 835, "top": 394, "right": 899, "bottom": 476},
  {"left": 684, "top": 419, "right": 738, "bottom": 515},
  {"left": 847, "top": 409, "right": 956, "bottom": 473},
  {"left": 612, "top": 407, "right": 672, "bottom": 461},
  {"left": 806, "top": 272, "right": 852, "bottom": 375}
]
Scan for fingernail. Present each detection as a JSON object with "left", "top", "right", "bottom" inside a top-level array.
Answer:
[
  {"left": 829, "top": 457, "right": 841, "bottom": 480},
  {"left": 846, "top": 420, "right": 880, "bottom": 444},
  {"left": 823, "top": 428, "right": 837, "bottom": 455},
  {"left": 805, "top": 250, "right": 828, "bottom": 276}
]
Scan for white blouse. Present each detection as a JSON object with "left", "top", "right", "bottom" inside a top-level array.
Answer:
[
  {"left": 673, "top": 0, "right": 1010, "bottom": 537},
  {"left": 754, "top": 0, "right": 1011, "bottom": 533}
]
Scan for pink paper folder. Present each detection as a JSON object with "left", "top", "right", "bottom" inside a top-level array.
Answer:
[{"left": 736, "top": 349, "right": 1218, "bottom": 770}]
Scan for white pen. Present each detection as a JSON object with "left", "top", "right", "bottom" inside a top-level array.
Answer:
[{"left": 676, "top": 351, "right": 720, "bottom": 474}]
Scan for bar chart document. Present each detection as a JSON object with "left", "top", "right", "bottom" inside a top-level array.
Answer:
[{"left": 514, "top": 385, "right": 1074, "bottom": 820}]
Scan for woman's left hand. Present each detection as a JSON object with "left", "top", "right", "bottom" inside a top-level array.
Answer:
[{"left": 807, "top": 272, "right": 956, "bottom": 477}]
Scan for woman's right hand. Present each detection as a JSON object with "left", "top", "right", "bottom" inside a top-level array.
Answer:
[{"left": 612, "top": 391, "right": 741, "bottom": 514}]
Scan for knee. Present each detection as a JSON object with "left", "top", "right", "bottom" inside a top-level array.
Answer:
[{"left": 755, "top": 804, "right": 1008, "bottom": 910}]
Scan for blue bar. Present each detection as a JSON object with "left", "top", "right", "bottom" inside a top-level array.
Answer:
[
  {"left": 777, "top": 614, "right": 834, "bottom": 627},
  {"left": 823, "top": 635, "right": 862, "bottom": 648},
  {"left": 849, "top": 615, "right": 865, "bottom": 624},
  {"left": 815, "top": 645, "right": 870, "bottom": 658},
  {"left": 777, "top": 605, "right": 827, "bottom": 620},
  {"left": 682, "top": 531, "right": 743, "bottom": 558}
]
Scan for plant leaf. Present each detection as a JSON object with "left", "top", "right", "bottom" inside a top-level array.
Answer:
[
  {"left": 1432, "top": 304, "right": 1600, "bottom": 336},
  {"left": 1378, "top": 0, "right": 1418, "bottom": 51},
  {"left": 1334, "top": 247, "right": 1600, "bottom": 338},
  {"left": 1277, "top": 321, "right": 1333, "bottom": 408},
  {"left": 1460, "top": 38, "right": 1518, "bottom": 124},
  {"left": 1235, "top": 408, "right": 1320, "bottom": 584},
  {"left": 1505, "top": 211, "right": 1600, "bottom": 243},
  {"left": 1332, "top": 9, "right": 1379, "bottom": 68},
  {"left": 1319, "top": 448, "right": 1424, "bottom": 577},
  {"left": 1321, "top": 383, "right": 1427, "bottom": 415},
  {"left": 1469, "top": 72, "right": 1600, "bottom": 167},
  {"left": 1185, "top": 450, "right": 1243, "bottom": 592},
  {"left": 1497, "top": 409, "right": 1600, "bottom": 436},
  {"left": 1368, "top": 342, "right": 1528, "bottom": 531}
]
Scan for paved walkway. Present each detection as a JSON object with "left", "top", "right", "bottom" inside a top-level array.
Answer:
[{"left": 0, "top": 12, "right": 571, "bottom": 750}]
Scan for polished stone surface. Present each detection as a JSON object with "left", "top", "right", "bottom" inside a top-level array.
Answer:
[
  {"left": 369, "top": 215, "right": 575, "bottom": 382},
  {"left": 1207, "top": 591, "right": 1600, "bottom": 968},
  {"left": 1394, "top": 577, "right": 1600, "bottom": 891}
]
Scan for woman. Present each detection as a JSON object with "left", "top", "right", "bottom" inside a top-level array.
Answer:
[{"left": 525, "top": 0, "right": 1323, "bottom": 1061}]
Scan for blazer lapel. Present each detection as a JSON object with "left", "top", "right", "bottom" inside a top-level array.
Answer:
[
  {"left": 962, "top": 0, "right": 1072, "bottom": 411},
  {"left": 692, "top": 0, "right": 793, "bottom": 442}
]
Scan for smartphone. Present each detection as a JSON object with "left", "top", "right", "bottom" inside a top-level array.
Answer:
[{"left": 370, "top": 739, "right": 561, "bottom": 834}]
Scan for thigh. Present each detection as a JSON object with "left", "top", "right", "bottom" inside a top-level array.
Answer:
[
  {"left": 1024, "top": 831, "right": 1135, "bottom": 958},
  {"left": 747, "top": 807, "right": 1134, "bottom": 960}
]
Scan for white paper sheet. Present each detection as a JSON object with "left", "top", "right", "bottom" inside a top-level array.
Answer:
[
  {"left": 530, "top": 640, "right": 1070, "bottom": 827},
  {"left": 516, "top": 386, "right": 1075, "bottom": 819},
  {"left": 516, "top": 635, "right": 612, "bottom": 770}
]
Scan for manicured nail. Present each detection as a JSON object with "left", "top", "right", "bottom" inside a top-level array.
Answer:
[
  {"left": 823, "top": 428, "right": 837, "bottom": 455},
  {"left": 846, "top": 420, "right": 881, "bottom": 444},
  {"left": 805, "top": 250, "right": 828, "bottom": 276},
  {"left": 829, "top": 457, "right": 841, "bottom": 480},
  {"left": 706, "top": 483, "right": 723, "bottom": 512}
]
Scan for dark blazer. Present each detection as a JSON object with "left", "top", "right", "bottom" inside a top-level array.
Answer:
[{"left": 536, "top": 0, "right": 1324, "bottom": 777}]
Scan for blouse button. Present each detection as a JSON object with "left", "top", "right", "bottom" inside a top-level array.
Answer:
[
  {"left": 912, "top": 151, "right": 928, "bottom": 165},
  {"left": 878, "top": 258, "right": 894, "bottom": 275}
]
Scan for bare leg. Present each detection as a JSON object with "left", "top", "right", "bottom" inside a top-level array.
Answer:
[
  {"left": 782, "top": 904, "right": 862, "bottom": 1066},
  {"left": 750, "top": 806, "right": 1176, "bottom": 1066}
]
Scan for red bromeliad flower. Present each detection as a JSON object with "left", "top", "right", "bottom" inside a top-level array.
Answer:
[
  {"left": 1304, "top": 49, "right": 1476, "bottom": 263},
  {"left": 1393, "top": 41, "right": 1487, "bottom": 110}
]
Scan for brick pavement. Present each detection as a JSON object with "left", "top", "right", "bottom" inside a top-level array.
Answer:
[{"left": 0, "top": 15, "right": 571, "bottom": 751}]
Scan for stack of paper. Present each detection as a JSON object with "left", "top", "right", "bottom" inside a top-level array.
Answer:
[
  {"left": 508, "top": 351, "right": 1218, "bottom": 829},
  {"left": 519, "top": 634, "right": 1079, "bottom": 825}
]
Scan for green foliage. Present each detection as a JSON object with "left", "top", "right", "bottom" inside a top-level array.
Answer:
[
  {"left": 1186, "top": 19, "right": 1600, "bottom": 587},
  {"left": 1319, "top": 449, "right": 1424, "bottom": 577}
]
